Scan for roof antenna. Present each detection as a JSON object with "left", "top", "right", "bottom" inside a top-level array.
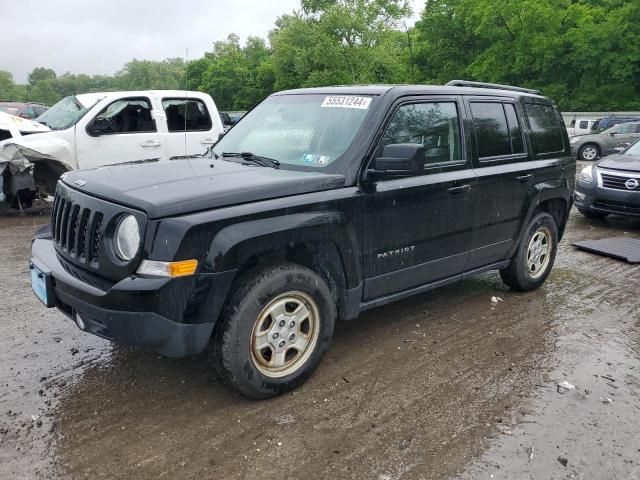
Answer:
[{"left": 184, "top": 47, "right": 189, "bottom": 157}]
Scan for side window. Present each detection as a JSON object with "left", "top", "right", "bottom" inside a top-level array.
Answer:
[
  {"left": 524, "top": 103, "right": 564, "bottom": 154},
  {"left": 0, "top": 129, "right": 12, "bottom": 141},
  {"left": 379, "top": 101, "right": 462, "bottom": 170},
  {"left": 612, "top": 123, "right": 636, "bottom": 134},
  {"left": 92, "top": 98, "right": 156, "bottom": 134},
  {"left": 25, "top": 106, "right": 37, "bottom": 119},
  {"left": 579, "top": 120, "right": 589, "bottom": 129},
  {"left": 162, "top": 98, "right": 212, "bottom": 132},
  {"left": 569, "top": 119, "right": 576, "bottom": 128},
  {"left": 470, "top": 102, "right": 511, "bottom": 158},
  {"left": 504, "top": 103, "right": 524, "bottom": 154}
]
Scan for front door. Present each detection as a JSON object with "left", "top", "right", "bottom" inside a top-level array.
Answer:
[
  {"left": 76, "top": 96, "right": 164, "bottom": 170},
  {"left": 362, "top": 97, "right": 476, "bottom": 301},
  {"left": 607, "top": 122, "right": 640, "bottom": 152}
]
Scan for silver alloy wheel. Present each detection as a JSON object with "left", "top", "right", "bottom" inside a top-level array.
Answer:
[
  {"left": 250, "top": 291, "right": 320, "bottom": 378},
  {"left": 526, "top": 227, "right": 552, "bottom": 279},
  {"left": 581, "top": 145, "right": 598, "bottom": 161}
]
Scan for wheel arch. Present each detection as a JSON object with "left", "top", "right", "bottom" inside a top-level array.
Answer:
[{"left": 204, "top": 212, "right": 362, "bottom": 321}]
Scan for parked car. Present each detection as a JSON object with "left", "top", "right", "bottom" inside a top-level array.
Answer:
[
  {"left": 0, "top": 111, "right": 50, "bottom": 141},
  {"left": 569, "top": 121, "right": 640, "bottom": 161},
  {"left": 590, "top": 116, "right": 639, "bottom": 134},
  {"left": 566, "top": 118, "right": 596, "bottom": 137},
  {"left": 0, "top": 90, "right": 223, "bottom": 193},
  {"left": 29, "top": 81, "right": 574, "bottom": 398},
  {"left": 574, "top": 138, "right": 640, "bottom": 219},
  {"left": 219, "top": 111, "right": 234, "bottom": 131},
  {"left": 0, "top": 102, "right": 48, "bottom": 120}
]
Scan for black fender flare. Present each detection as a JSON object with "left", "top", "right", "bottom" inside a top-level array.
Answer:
[{"left": 510, "top": 178, "right": 572, "bottom": 257}]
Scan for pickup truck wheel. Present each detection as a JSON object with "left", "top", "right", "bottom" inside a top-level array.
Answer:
[
  {"left": 212, "top": 263, "right": 335, "bottom": 399},
  {"left": 500, "top": 212, "right": 558, "bottom": 292},
  {"left": 578, "top": 144, "right": 599, "bottom": 161}
]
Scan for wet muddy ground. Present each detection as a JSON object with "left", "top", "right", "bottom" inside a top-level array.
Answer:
[{"left": 1, "top": 208, "right": 639, "bottom": 479}]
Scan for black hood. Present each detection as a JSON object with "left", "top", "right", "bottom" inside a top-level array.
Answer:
[
  {"left": 62, "top": 159, "right": 346, "bottom": 218},
  {"left": 597, "top": 154, "right": 640, "bottom": 173}
]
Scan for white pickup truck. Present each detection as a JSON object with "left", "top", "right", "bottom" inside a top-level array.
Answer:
[{"left": 0, "top": 90, "right": 224, "bottom": 192}]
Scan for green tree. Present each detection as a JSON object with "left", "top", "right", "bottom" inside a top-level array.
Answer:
[{"left": 270, "top": 0, "right": 413, "bottom": 90}]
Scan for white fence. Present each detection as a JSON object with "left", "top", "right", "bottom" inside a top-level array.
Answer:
[{"left": 561, "top": 112, "right": 640, "bottom": 126}]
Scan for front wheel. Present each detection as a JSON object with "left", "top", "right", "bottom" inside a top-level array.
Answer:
[
  {"left": 500, "top": 212, "right": 558, "bottom": 292},
  {"left": 578, "top": 143, "right": 599, "bottom": 161},
  {"left": 212, "top": 263, "right": 336, "bottom": 399}
]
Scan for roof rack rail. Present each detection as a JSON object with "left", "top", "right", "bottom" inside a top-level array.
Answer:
[{"left": 445, "top": 80, "right": 541, "bottom": 95}]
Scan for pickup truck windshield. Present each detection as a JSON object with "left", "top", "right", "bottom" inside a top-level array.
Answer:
[
  {"left": 213, "top": 94, "right": 374, "bottom": 169},
  {"left": 35, "top": 96, "right": 92, "bottom": 130}
]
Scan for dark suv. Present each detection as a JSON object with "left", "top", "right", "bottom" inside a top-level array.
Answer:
[{"left": 30, "top": 81, "right": 575, "bottom": 398}]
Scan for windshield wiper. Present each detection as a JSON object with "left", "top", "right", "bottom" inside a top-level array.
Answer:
[{"left": 221, "top": 152, "right": 280, "bottom": 169}]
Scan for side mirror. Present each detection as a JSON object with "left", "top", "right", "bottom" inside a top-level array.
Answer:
[
  {"left": 87, "top": 117, "right": 114, "bottom": 136},
  {"left": 366, "top": 144, "right": 426, "bottom": 180}
]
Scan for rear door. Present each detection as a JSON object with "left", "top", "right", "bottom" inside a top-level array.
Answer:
[
  {"left": 362, "top": 96, "right": 476, "bottom": 300},
  {"left": 161, "top": 97, "right": 217, "bottom": 158},
  {"left": 464, "top": 97, "right": 562, "bottom": 269},
  {"left": 76, "top": 96, "right": 164, "bottom": 169}
]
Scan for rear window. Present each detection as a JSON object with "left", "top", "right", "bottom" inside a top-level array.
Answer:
[
  {"left": 162, "top": 98, "right": 212, "bottom": 132},
  {"left": 524, "top": 103, "right": 564, "bottom": 154},
  {"left": 579, "top": 120, "right": 589, "bottom": 129}
]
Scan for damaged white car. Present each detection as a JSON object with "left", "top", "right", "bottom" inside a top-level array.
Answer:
[{"left": 0, "top": 90, "right": 224, "bottom": 196}]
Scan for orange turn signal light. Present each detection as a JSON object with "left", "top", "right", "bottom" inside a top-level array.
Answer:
[{"left": 167, "top": 259, "right": 198, "bottom": 277}]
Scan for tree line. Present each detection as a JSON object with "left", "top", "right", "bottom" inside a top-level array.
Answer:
[{"left": 1, "top": 0, "right": 639, "bottom": 112}]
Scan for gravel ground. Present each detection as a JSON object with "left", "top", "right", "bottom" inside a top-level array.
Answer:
[{"left": 1, "top": 207, "right": 639, "bottom": 479}]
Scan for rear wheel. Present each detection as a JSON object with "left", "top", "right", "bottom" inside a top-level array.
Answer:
[
  {"left": 577, "top": 208, "right": 609, "bottom": 220},
  {"left": 500, "top": 212, "right": 558, "bottom": 292},
  {"left": 578, "top": 143, "right": 599, "bottom": 161},
  {"left": 212, "top": 263, "right": 336, "bottom": 399}
]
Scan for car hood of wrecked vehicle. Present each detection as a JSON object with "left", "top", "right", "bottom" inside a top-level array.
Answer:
[
  {"left": 61, "top": 158, "right": 346, "bottom": 219},
  {"left": 597, "top": 153, "right": 640, "bottom": 173}
]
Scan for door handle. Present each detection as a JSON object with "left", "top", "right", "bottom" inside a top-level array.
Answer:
[
  {"left": 201, "top": 138, "right": 216, "bottom": 145},
  {"left": 141, "top": 140, "right": 161, "bottom": 147},
  {"left": 516, "top": 174, "right": 533, "bottom": 182},
  {"left": 446, "top": 184, "right": 471, "bottom": 194}
]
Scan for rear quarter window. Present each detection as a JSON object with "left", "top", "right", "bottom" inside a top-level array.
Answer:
[{"left": 524, "top": 103, "right": 564, "bottom": 155}]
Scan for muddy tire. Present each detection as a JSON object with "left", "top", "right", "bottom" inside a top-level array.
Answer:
[
  {"left": 500, "top": 212, "right": 558, "bottom": 292},
  {"left": 577, "top": 208, "right": 609, "bottom": 220},
  {"left": 212, "top": 263, "right": 336, "bottom": 399}
]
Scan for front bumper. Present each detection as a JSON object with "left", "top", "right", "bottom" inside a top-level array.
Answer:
[
  {"left": 574, "top": 179, "right": 640, "bottom": 217},
  {"left": 30, "top": 237, "right": 234, "bottom": 357}
]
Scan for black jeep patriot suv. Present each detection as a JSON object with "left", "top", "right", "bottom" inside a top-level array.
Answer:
[{"left": 30, "top": 81, "right": 575, "bottom": 398}]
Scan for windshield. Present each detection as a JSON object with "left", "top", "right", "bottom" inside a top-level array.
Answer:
[
  {"left": 625, "top": 140, "right": 640, "bottom": 156},
  {"left": 212, "top": 94, "right": 374, "bottom": 169},
  {"left": 35, "top": 96, "right": 92, "bottom": 130}
]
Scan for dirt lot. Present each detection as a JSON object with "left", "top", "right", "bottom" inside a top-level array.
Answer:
[{"left": 1, "top": 208, "right": 639, "bottom": 479}]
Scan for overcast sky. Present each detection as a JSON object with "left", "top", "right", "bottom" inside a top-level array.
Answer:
[{"left": 1, "top": 0, "right": 422, "bottom": 84}]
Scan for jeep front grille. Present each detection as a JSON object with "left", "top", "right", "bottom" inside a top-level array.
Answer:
[{"left": 51, "top": 195, "right": 104, "bottom": 266}]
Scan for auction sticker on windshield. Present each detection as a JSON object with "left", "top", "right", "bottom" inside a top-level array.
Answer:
[{"left": 321, "top": 96, "right": 372, "bottom": 109}]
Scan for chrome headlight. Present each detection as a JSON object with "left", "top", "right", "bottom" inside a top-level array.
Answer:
[
  {"left": 578, "top": 165, "right": 594, "bottom": 183},
  {"left": 113, "top": 215, "right": 140, "bottom": 261}
]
